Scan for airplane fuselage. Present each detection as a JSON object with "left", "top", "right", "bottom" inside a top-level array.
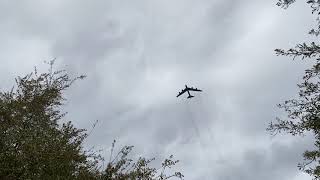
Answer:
[
  {"left": 186, "top": 85, "right": 194, "bottom": 98},
  {"left": 176, "top": 84, "right": 202, "bottom": 98}
]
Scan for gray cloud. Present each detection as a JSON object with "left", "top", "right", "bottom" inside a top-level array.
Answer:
[{"left": 0, "top": 0, "right": 318, "bottom": 179}]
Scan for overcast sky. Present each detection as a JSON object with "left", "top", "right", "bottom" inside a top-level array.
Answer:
[{"left": 1, "top": 1, "right": 319, "bottom": 179}]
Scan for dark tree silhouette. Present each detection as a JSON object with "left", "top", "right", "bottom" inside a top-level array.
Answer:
[
  {"left": 268, "top": 1, "right": 320, "bottom": 179},
  {"left": 0, "top": 60, "right": 183, "bottom": 180}
]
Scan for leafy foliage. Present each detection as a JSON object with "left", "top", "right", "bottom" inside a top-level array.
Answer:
[
  {"left": 267, "top": 1, "right": 320, "bottom": 179},
  {"left": 277, "top": 0, "right": 320, "bottom": 36},
  {"left": 0, "top": 60, "right": 183, "bottom": 179},
  {"left": 103, "top": 140, "right": 184, "bottom": 180},
  {"left": 277, "top": 0, "right": 320, "bottom": 13},
  {"left": 0, "top": 60, "right": 98, "bottom": 179},
  {"left": 276, "top": 0, "right": 296, "bottom": 9}
]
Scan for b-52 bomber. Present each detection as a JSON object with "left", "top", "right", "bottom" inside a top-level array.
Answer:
[{"left": 176, "top": 85, "right": 202, "bottom": 99}]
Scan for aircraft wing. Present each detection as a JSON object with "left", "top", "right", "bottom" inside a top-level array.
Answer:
[
  {"left": 186, "top": 87, "right": 202, "bottom": 92},
  {"left": 176, "top": 88, "right": 187, "bottom": 97}
]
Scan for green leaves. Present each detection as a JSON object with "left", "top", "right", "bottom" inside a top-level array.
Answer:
[
  {"left": 0, "top": 62, "right": 98, "bottom": 179},
  {"left": 0, "top": 61, "right": 183, "bottom": 179},
  {"left": 104, "top": 141, "right": 183, "bottom": 180},
  {"left": 269, "top": 1, "right": 320, "bottom": 179}
]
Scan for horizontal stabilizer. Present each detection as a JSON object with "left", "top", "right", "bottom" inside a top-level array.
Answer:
[{"left": 187, "top": 95, "right": 194, "bottom": 99}]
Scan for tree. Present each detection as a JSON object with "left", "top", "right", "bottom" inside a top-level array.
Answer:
[
  {"left": 103, "top": 140, "right": 184, "bottom": 180},
  {"left": 0, "top": 60, "right": 183, "bottom": 180},
  {"left": 267, "top": 1, "right": 320, "bottom": 179}
]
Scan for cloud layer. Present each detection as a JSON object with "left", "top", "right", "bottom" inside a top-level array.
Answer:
[{"left": 0, "top": 1, "right": 318, "bottom": 179}]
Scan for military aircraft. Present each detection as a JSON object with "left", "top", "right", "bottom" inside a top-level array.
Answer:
[{"left": 176, "top": 85, "right": 202, "bottom": 99}]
